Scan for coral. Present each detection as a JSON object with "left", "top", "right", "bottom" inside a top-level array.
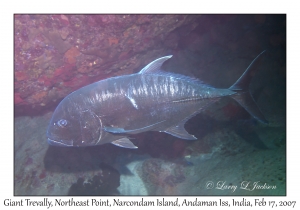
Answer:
[
  {"left": 14, "top": 93, "right": 25, "bottom": 105},
  {"left": 68, "top": 163, "right": 120, "bottom": 195},
  {"left": 64, "top": 47, "right": 80, "bottom": 64},
  {"left": 108, "top": 37, "right": 119, "bottom": 46},
  {"left": 138, "top": 158, "right": 186, "bottom": 194},
  {"left": 30, "top": 91, "right": 47, "bottom": 103},
  {"left": 15, "top": 72, "right": 28, "bottom": 81}
]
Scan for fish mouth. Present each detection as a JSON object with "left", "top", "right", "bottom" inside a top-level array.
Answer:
[{"left": 47, "top": 138, "right": 74, "bottom": 147}]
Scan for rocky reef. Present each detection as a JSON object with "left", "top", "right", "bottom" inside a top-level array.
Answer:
[{"left": 14, "top": 14, "right": 200, "bottom": 115}]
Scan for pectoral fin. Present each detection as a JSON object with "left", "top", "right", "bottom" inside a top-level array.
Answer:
[
  {"left": 111, "top": 137, "right": 138, "bottom": 149},
  {"left": 165, "top": 122, "right": 197, "bottom": 140},
  {"left": 104, "top": 127, "right": 127, "bottom": 133}
]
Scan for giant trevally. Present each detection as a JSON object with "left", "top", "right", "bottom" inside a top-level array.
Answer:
[{"left": 47, "top": 51, "right": 267, "bottom": 149}]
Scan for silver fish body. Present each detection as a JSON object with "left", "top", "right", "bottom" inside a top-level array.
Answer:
[{"left": 47, "top": 53, "right": 267, "bottom": 149}]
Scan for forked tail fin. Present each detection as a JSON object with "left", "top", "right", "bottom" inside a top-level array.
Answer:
[{"left": 229, "top": 50, "right": 268, "bottom": 123}]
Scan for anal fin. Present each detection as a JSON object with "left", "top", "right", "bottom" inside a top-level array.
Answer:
[
  {"left": 165, "top": 121, "right": 197, "bottom": 140},
  {"left": 111, "top": 137, "right": 138, "bottom": 149}
]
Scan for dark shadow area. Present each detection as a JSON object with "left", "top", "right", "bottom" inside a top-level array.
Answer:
[
  {"left": 68, "top": 162, "right": 120, "bottom": 195},
  {"left": 234, "top": 119, "right": 268, "bottom": 149},
  {"left": 44, "top": 144, "right": 121, "bottom": 173}
]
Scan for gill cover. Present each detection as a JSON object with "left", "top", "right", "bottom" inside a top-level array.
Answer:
[{"left": 79, "top": 109, "right": 103, "bottom": 146}]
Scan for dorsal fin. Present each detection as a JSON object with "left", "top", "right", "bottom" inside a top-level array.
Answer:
[{"left": 139, "top": 55, "right": 172, "bottom": 74}]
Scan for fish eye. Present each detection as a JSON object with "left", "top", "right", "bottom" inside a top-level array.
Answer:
[{"left": 57, "top": 119, "right": 68, "bottom": 128}]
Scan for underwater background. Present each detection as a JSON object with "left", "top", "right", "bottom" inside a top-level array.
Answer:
[{"left": 14, "top": 14, "right": 286, "bottom": 195}]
